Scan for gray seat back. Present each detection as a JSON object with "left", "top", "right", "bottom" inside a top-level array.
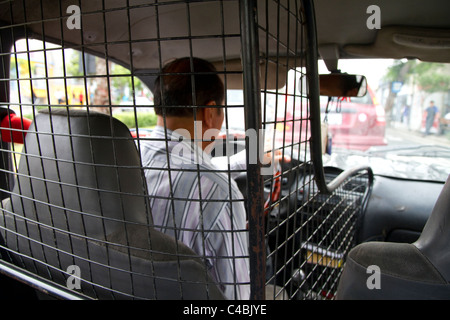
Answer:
[
  {"left": 414, "top": 175, "right": 450, "bottom": 281},
  {"left": 0, "top": 109, "right": 225, "bottom": 299},
  {"left": 336, "top": 175, "right": 450, "bottom": 299}
]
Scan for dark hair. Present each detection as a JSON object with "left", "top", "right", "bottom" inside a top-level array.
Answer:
[{"left": 153, "top": 57, "right": 224, "bottom": 117}]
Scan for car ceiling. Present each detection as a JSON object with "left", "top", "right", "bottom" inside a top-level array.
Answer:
[
  {"left": 1, "top": 0, "right": 450, "bottom": 86},
  {"left": 314, "top": 0, "right": 450, "bottom": 71}
]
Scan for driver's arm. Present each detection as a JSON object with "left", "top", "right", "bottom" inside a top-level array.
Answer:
[
  {"left": 211, "top": 149, "right": 246, "bottom": 179},
  {"left": 212, "top": 149, "right": 289, "bottom": 179}
]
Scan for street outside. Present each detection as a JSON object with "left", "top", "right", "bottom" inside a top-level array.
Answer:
[
  {"left": 385, "top": 124, "right": 450, "bottom": 149},
  {"left": 324, "top": 122, "right": 450, "bottom": 182}
]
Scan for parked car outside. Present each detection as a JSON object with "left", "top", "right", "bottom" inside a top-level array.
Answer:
[
  {"left": 274, "top": 84, "right": 386, "bottom": 152},
  {"left": 322, "top": 85, "right": 386, "bottom": 151}
]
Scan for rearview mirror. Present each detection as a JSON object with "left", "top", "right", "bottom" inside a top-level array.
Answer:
[{"left": 319, "top": 73, "right": 367, "bottom": 97}]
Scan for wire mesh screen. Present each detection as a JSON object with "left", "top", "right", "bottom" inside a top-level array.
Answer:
[
  {"left": 0, "top": 0, "right": 372, "bottom": 300},
  {"left": 252, "top": 1, "right": 373, "bottom": 300}
]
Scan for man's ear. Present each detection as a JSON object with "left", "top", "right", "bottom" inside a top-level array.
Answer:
[{"left": 202, "top": 101, "right": 217, "bottom": 129}]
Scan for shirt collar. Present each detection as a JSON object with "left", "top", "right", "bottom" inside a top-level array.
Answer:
[{"left": 151, "top": 125, "right": 213, "bottom": 166}]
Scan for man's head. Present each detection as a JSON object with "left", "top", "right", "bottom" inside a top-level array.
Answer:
[
  {"left": 153, "top": 57, "right": 225, "bottom": 150},
  {"left": 153, "top": 57, "right": 224, "bottom": 117}
]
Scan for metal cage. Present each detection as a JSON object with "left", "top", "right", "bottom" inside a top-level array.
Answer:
[{"left": 0, "top": 0, "right": 372, "bottom": 300}]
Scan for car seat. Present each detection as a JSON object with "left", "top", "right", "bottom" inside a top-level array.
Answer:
[
  {"left": 336, "top": 175, "right": 450, "bottom": 299},
  {"left": 0, "top": 109, "right": 224, "bottom": 299}
]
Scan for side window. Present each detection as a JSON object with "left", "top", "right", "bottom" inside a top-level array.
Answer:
[{"left": 9, "top": 39, "right": 155, "bottom": 129}]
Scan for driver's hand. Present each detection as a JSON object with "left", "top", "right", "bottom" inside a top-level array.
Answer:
[{"left": 263, "top": 149, "right": 291, "bottom": 166}]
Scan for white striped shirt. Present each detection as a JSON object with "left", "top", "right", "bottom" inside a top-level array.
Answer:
[{"left": 139, "top": 126, "right": 250, "bottom": 300}]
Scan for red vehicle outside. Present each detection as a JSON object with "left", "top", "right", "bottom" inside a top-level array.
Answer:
[
  {"left": 323, "top": 86, "right": 386, "bottom": 151},
  {"left": 275, "top": 86, "right": 386, "bottom": 151}
]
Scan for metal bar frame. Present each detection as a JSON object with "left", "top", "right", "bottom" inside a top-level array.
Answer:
[{"left": 239, "top": 0, "right": 265, "bottom": 300}]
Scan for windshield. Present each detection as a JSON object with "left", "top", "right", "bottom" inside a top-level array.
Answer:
[
  {"left": 319, "top": 59, "right": 450, "bottom": 182},
  {"left": 223, "top": 59, "right": 450, "bottom": 182}
]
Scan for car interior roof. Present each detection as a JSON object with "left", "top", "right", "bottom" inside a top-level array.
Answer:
[
  {"left": 315, "top": 0, "right": 450, "bottom": 71},
  {"left": 1, "top": 0, "right": 449, "bottom": 83}
]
